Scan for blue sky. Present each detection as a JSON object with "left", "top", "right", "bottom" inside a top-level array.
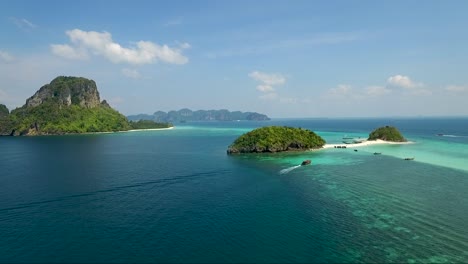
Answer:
[{"left": 1, "top": 0, "right": 468, "bottom": 117}]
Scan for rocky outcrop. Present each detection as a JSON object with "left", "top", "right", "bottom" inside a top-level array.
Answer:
[
  {"left": 100, "top": 100, "right": 111, "bottom": 108},
  {"left": 0, "top": 104, "right": 9, "bottom": 117},
  {"left": 0, "top": 104, "right": 12, "bottom": 135},
  {"left": 25, "top": 76, "right": 101, "bottom": 108}
]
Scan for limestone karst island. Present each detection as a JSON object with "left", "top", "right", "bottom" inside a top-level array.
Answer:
[{"left": 0, "top": 76, "right": 171, "bottom": 136}]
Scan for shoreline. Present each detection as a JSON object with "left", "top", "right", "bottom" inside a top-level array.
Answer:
[
  {"left": 322, "top": 139, "right": 413, "bottom": 149},
  {"left": 87, "top": 126, "right": 175, "bottom": 134},
  {"left": 1, "top": 126, "right": 176, "bottom": 137},
  {"left": 124, "top": 127, "right": 175, "bottom": 132}
]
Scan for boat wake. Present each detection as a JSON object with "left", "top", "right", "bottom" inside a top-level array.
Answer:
[
  {"left": 279, "top": 165, "right": 301, "bottom": 175},
  {"left": 442, "top": 134, "right": 467, "bottom": 138}
]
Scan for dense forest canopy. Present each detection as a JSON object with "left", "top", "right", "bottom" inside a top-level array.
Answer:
[
  {"left": 227, "top": 126, "right": 326, "bottom": 154},
  {"left": 368, "top": 126, "right": 406, "bottom": 142}
]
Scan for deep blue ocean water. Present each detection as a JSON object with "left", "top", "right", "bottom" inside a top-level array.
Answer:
[{"left": 1, "top": 118, "right": 467, "bottom": 263}]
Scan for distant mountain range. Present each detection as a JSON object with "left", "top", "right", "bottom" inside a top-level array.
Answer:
[{"left": 128, "top": 109, "right": 270, "bottom": 122}]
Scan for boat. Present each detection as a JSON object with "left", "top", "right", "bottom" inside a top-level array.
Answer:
[
  {"left": 342, "top": 137, "right": 366, "bottom": 144},
  {"left": 404, "top": 157, "right": 415, "bottom": 160},
  {"left": 373, "top": 152, "right": 382, "bottom": 155},
  {"left": 353, "top": 139, "right": 366, "bottom": 143},
  {"left": 354, "top": 149, "right": 358, "bottom": 152},
  {"left": 437, "top": 133, "right": 444, "bottom": 136},
  {"left": 301, "top": 160, "right": 311, "bottom": 166}
]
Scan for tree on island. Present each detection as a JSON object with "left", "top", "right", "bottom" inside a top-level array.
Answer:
[
  {"left": 368, "top": 126, "right": 406, "bottom": 142},
  {"left": 227, "top": 126, "right": 326, "bottom": 154},
  {"left": 129, "top": 120, "right": 173, "bottom": 129}
]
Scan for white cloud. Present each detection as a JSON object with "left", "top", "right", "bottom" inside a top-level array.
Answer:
[
  {"left": 179, "top": 42, "right": 191, "bottom": 49},
  {"left": 279, "top": 97, "right": 298, "bottom": 104},
  {"left": 9, "top": 17, "right": 37, "bottom": 30},
  {"left": 50, "top": 44, "right": 89, "bottom": 60},
  {"left": 205, "top": 31, "right": 361, "bottom": 59},
  {"left": 259, "top": 93, "right": 278, "bottom": 100},
  {"left": 387, "top": 74, "right": 422, "bottom": 89},
  {"left": 365, "top": 85, "right": 391, "bottom": 96},
  {"left": 164, "top": 17, "right": 183, "bottom": 27},
  {"left": 21, "top": 18, "right": 36, "bottom": 28},
  {"left": 249, "top": 71, "right": 286, "bottom": 86},
  {"left": 51, "top": 29, "right": 189, "bottom": 65},
  {"left": 0, "top": 51, "right": 15, "bottom": 63},
  {"left": 121, "top": 68, "right": 141, "bottom": 79},
  {"left": 249, "top": 71, "right": 286, "bottom": 95},
  {"left": 329, "top": 84, "right": 352, "bottom": 96},
  {"left": 445, "top": 85, "right": 468, "bottom": 93},
  {"left": 387, "top": 74, "right": 431, "bottom": 96},
  {"left": 256, "top": 84, "right": 274, "bottom": 92}
]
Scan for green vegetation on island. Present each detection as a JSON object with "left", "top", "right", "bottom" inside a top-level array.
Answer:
[
  {"left": 227, "top": 126, "right": 326, "bottom": 154},
  {"left": 9, "top": 102, "right": 130, "bottom": 135},
  {"left": 368, "top": 126, "right": 406, "bottom": 142},
  {"left": 0, "top": 76, "right": 171, "bottom": 136},
  {"left": 129, "top": 120, "right": 173, "bottom": 130}
]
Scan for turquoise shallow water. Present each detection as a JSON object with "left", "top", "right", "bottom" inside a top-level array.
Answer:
[{"left": 0, "top": 118, "right": 467, "bottom": 263}]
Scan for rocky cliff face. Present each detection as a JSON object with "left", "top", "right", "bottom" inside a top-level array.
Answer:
[
  {"left": 25, "top": 76, "right": 101, "bottom": 108},
  {"left": 0, "top": 104, "right": 12, "bottom": 135},
  {"left": 0, "top": 104, "right": 9, "bottom": 117}
]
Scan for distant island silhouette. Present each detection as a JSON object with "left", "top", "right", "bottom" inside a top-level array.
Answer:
[{"left": 128, "top": 108, "right": 270, "bottom": 122}]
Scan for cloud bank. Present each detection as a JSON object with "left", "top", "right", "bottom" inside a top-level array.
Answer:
[
  {"left": 326, "top": 74, "right": 433, "bottom": 99},
  {"left": 445, "top": 85, "right": 468, "bottom": 93},
  {"left": 51, "top": 29, "right": 189, "bottom": 65}
]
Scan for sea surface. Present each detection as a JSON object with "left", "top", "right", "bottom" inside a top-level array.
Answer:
[{"left": 1, "top": 118, "right": 467, "bottom": 263}]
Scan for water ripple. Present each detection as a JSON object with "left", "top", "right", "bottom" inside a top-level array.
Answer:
[{"left": 0, "top": 169, "right": 230, "bottom": 212}]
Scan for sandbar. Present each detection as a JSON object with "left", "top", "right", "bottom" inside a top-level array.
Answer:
[{"left": 322, "top": 139, "right": 412, "bottom": 149}]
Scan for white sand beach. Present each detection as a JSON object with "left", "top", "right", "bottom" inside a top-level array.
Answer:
[
  {"left": 125, "top": 127, "right": 175, "bottom": 132},
  {"left": 322, "top": 139, "right": 412, "bottom": 149}
]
